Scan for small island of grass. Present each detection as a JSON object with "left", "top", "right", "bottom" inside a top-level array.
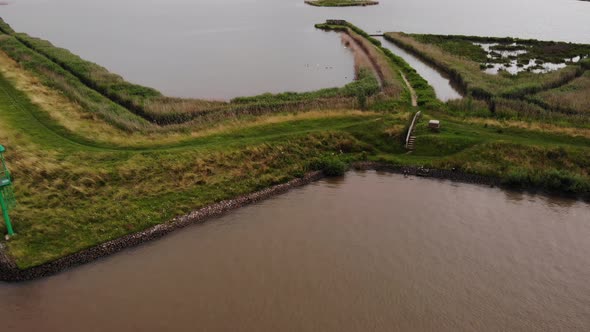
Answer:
[{"left": 304, "top": 0, "right": 379, "bottom": 7}]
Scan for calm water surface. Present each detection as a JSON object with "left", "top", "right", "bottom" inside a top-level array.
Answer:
[
  {"left": 2, "top": 0, "right": 590, "bottom": 99},
  {"left": 1, "top": 171, "right": 589, "bottom": 331}
]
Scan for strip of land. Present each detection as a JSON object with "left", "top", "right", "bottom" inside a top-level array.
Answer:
[
  {"left": 1, "top": 19, "right": 590, "bottom": 280},
  {"left": 0, "top": 18, "right": 388, "bottom": 129}
]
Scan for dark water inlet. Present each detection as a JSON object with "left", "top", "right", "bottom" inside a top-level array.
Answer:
[{"left": 1, "top": 171, "right": 589, "bottom": 331}]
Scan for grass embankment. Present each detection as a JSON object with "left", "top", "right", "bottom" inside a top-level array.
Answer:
[
  {"left": 0, "top": 18, "right": 392, "bottom": 127},
  {"left": 0, "top": 33, "right": 152, "bottom": 132},
  {"left": 304, "top": 0, "right": 378, "bottom": 7},
  {"left": 405, "top": 109, "right": 590, "bottom": 192},
  {"left": 316, "top": 21, "right": 439, "bottom": 108},
  {"left": 1, "top": 20, "right": 590, "bottom": 271}
]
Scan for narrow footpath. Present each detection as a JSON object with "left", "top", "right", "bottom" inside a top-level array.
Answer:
[{"left": 400, "top": 71, "right": 418, "bottom": 107}]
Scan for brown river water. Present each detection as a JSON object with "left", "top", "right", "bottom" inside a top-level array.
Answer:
[
  {"left": 2, "top": 0, "right": 590, "bottom": 99},
  {"left": 1, "top": 171, "right": 589, "bottom": 331}
]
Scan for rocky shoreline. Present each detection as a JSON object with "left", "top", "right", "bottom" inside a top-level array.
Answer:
[
  {"left": 0, "top": 163, "right": 506, "bottom": 282},
  {"left": 353, "top": 162, "right": 500, "bottom": 187}
]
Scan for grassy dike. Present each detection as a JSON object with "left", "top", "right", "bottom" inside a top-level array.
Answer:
[
  {"left": 1, "top": 20, "right": 590, "bottom": 278},
  {"left": 315, "top": 21, "right": 439, "bottom": 108},
  {"left": 0, "top": 18, "right": 389, "bottom": 127}
]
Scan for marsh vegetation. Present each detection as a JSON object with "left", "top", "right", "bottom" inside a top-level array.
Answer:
[{"left": 384, "top": 32, "right": 590, "bottom": 120}]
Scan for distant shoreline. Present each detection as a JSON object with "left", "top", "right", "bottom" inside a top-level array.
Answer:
[{"left": 304, "top": 0, "right": 379, "bottom": 7}]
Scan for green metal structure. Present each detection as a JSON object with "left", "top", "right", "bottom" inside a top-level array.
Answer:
[{"left": 0, "top": 144, "right": 15, "bottom": 236}]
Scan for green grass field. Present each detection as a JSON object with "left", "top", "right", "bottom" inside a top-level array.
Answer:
[{"left": 1, "top": 19, "right": 589, "bottom": 269}]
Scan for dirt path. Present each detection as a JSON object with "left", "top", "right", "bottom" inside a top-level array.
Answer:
[
  {"left": 400, "top": 71, "right": 418, "bottom": 107},
  {"left": 341, "top": 33, "right": 385, "bottom": 89}
]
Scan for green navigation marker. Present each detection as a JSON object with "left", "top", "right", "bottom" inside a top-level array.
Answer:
[{"left": 0, "top": 144, "right": 15, "bottom": 237}]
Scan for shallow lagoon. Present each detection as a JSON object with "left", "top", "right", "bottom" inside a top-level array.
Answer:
[{"left": 2, "top": 0, "right": 590, "bottom": 99}]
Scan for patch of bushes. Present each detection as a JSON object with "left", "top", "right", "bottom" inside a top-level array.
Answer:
[
  {"left": 232, "top": 68, "right": 380, "bottom": 104},
  {"left": 446, "top": 97, "right": 491, "bottom": 116},
  {"left": 308, "top": 156, "right": 348, "bottom": 176},
  {"left": 491, "top": 97, "right": 590, "bottom": 127},
  {"left": 503, "top": 168, "right": 590, "bottom": 194}
]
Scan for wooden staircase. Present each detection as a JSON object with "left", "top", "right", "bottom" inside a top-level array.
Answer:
[
  {"left": 407, "top": 135, "right": 417, "bottom": 151},
  {"left": 405, "top": 111, "right": 421, "bottom": 151}
]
